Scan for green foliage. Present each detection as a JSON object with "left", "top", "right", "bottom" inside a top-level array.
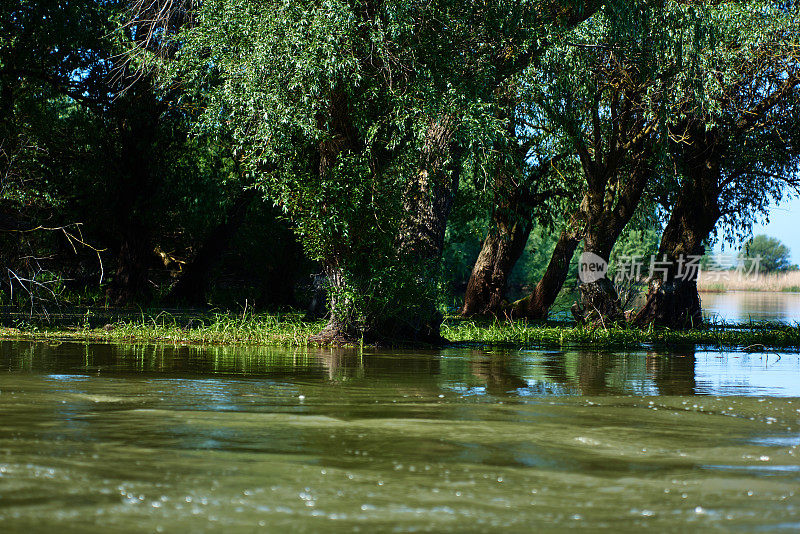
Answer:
[
  {"left": 743, "top": 235, "right": 797, "bottom": 273},
  {"left": 143, "top": 0, "right": 602, "bottom": 335},
  {"left": 1, "top": 0, "right": 310, "bottom": 309},
  {"left": 609, "top": 228, "right": 661, "bottom": 271},
  {"left": 3, "top": 0, "right": 800, "bottom": 339},
  {"left": 663, "top": 1, "right": 800, "bottom": 243},
  {"left": 1, "top": 0, "right": 120, "bottom": 307}
]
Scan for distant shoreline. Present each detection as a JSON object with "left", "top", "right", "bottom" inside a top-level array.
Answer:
[{"left": 697, "top": 271, "right": 800, "bottom": 293}]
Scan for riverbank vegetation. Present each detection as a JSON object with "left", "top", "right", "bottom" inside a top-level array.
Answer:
[
  {"left": 698, "top": 271, "right": 800, "bottom": 293},
  {"left": 2, "top": 311, "right": 799, "bottom": 351},
  {"left": 697, "top": 235, "right": 800, "bottom": 293},
  {"left": 2, "top": 1, "right": 799, "bottom": 345}
]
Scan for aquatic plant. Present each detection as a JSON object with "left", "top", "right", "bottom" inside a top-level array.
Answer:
[{"left": 2, "top": 311, "right": 798, "bottom": 351}]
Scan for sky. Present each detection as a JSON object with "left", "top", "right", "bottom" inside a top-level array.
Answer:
[{"left": 713, "top": 196, "right": 800, "bottom": 266}]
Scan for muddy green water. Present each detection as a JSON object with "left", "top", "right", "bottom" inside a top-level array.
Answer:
[{"left": 1, "top": 341, "right": 799, "bottom": 532}]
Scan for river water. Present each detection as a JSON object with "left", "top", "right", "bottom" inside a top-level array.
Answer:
[
  {"left": 1, "top": 341, "right": 799, "bottom": 532},
  {"left": 702, "top": 290, "right": 800, "bottom": 324}
]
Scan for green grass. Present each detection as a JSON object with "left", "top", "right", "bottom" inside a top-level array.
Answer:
[
  {"left": 442, "top": 317, "right": 800, "bottom": 350},
  {"left": 1, "top": 310, "right": 798, "bottom": 350},
  {"left": 1, "top": 311, "right": 325, "bottom": 346}
]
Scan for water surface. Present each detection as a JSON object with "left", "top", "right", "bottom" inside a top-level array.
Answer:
[
  {"left": 1, "top": 341, "right": 799, "bottom": 532},
  {"left": 702, "top": 290, "right": 800, "bottom": 324}
]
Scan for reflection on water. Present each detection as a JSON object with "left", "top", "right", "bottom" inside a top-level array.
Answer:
[
  {"left": 702, "top": 290, "right": 800, "bottom": 323},
  {"left": 0, "top": 341, "right": 799, "bottom": 532},
  {"left": 5, "top": 341, "right": 797, "bottom": 397}
]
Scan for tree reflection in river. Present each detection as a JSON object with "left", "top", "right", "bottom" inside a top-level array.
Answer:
[
  {"left": 647, "top": 349, "right": 697, "bottom": 396},
  {"left": 575, "top": 352, "right": 616, "bottom": 395},
  {"left": 469, "top": 354, "right": 528, "bottom": 395},
  {"left": 503, "top": 349, "right": 699, "bottom": 397},
  {"left": 0, "top": 340, "right": 773, "bottom": 399}
]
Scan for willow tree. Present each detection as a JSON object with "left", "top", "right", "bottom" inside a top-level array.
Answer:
[
  {"left": 635, "top": 0, "right": 800, "bottom": 328},
  {"left": 458, "top": 80, "right": 576, "bottom": 318},
  {"left": 460, "top": 0, "right": 665, "bottom": 319},
  {"left": 130, "top": 0, "right": 601, "bottom": 343},
  {"left": 493, "top": 0, "right": 800, "bottom": 325},
  {"left": 504, "top": 1, "right": 667, "bottom": 321}
]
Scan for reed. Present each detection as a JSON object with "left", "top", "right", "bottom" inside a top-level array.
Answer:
[{"left": 697, "top": 270, "right": 800, "bottom": 292}]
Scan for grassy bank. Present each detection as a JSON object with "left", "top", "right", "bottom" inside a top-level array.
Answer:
[
  {"left": 1, "top": 310, "right": 799, "bottom": 350},
  {"left": 443, "top": 318, "right": 800, "bottom": 350},
  {"left": 0, "top": 311, "right": 324, "bottom": 346},
  {"left": 698, "top": 271, "right": 800, "bottom": 292}
]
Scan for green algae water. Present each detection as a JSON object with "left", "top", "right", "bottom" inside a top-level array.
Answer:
[{"left": 1, "top": 341, "right": 799, "bottom": 532}]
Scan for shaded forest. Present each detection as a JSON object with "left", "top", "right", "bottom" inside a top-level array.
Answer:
[{"left": 2, "top": 0, "right": 799, "bottom": 343}]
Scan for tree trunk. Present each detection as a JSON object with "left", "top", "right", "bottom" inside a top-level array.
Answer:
[
  {"left": 308, "top": 90, "right": 365, "bottom": 344},
  {"left": 461, "top": 87, "right": 568, "bottom": 318},
  {"left": 572, "top": 161, "right": 651, "bottom": 325},
  {"left": 107, "top": 223, "right": 155, "bottom": 305},
  {"left": 382, "top": 116, "right": 462, "bottom": 344},
  {"left": 398, "top": 116, "right": 461, "bottom": 261},
  {"left": 165, "top": 189, "right": 258, "bottom": 307},
  {"left": 635, "top": 276, "right": 704, "bottom": 328},
  {"left": 509, "top": 223, "right": 581, "bottom": 319},
  {"left": 308, "top": 265, "right": 362, "bottom": 344},
  {"left": 571, "top": 277, "right": 624, "bottom": 324},
  {"left": 307, "top": 97, "right": 460, "bottom": 345},
  {"left": 461, "top": 211, "right": 532, "bottom": 317},
  {"left": 634, "top": 125, "right": 722, "bottom": 329},
  {"left": 571, "top": 221, "right": 625, "bottom": 326},
  {"left": 460, "top": 133, "right": 562, "bottom": 317},
  {"left": 507, "top": 84, "right": 656, "bottom": 323}
]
